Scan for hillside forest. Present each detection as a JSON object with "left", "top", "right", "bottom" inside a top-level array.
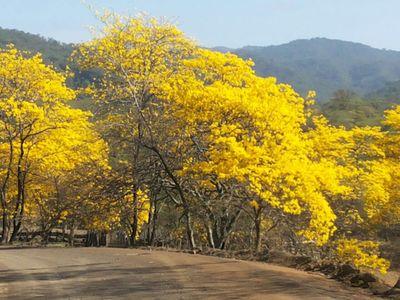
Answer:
[{"left": 1, "top": 14, "right": 400, "bottom": 284}]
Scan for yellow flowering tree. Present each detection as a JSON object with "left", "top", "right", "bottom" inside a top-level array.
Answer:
[
  {"left": 74, "top": 13, "right": 199, "bottom": 249},
  {"left": 0, "top": 45, "right": 108, "bottom": 243},
  {"left": 71, "top": 13, "right": 398, "bottom": 276},
  {"left": 306, "top": 115, "right": 392, "bottom": 273}
]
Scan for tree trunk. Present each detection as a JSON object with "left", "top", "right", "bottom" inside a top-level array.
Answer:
[
  {"left": 130, "top": 188, "right": 139, "bottom": 247},
  {"left": 10, "top": 140, "right": 26, "bottom": 243},
  {"left": 205, "top": 222, "right": 215, "bottom": 249},
  {"left": 130, "top": 215, "right": 138, "bottom": 247},
  {"left": 99, "top": 231, "right": 107, "bottom": 246},
  {"left": 86, "top": 230, "right": 99, "bottom": 247},
  {"left": 215, "top": 209, "right": 243, "bottom": 250},
  {"left": 148, "top": 200, "right": 159, "bottom": 246},
  {"left": 1, "top": 212, "right": 9, "bottom": 244},
  {"left": 10, "top": 217, "right": 22, "bottom": 243},
  {"left": 254, "top": 218, "right": 262, "bottom": 253},
  {"left": 62, "top": 224, "right": 66, "bottom": 242},
  {"left": 1, "top": 139, "right": 14, "bottom": 245},
  {"left": 68, "top": 223, "right": 75, "bottom": 246},
  {"left": 41, "top": 231, "right": 50, "bottom": 245},
  {"left": 253, "top": 208, "right": 262, "bottom": 253},
  {"left": 144, "top": 145, "right": 196, "bottom": 250},
  {"left": 184, "top": 206, "right": 196, "bottom": 250},
  {"left": 146, "top": 198, "right": 153, "bottom": 245}
]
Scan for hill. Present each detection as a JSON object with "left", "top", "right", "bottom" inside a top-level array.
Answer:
[
  {"left": 366, "top": 80, "right": 400, "bottom": 103},
  {"left": 319, "top": 82, "right": 400, "bottom": 128},
  {"left": 2, "top": 28, "right": 400, "bottom": 124},
  {"left": 0, "top": 27, "right": 72, "bottom": 70},
  {"left": 3, "top": 28, "right": 400, "bottom": 102},
  {"left": 319, "top": 90, "right": 389, "bottom": 128},
  {"left": 0, "top": 27, "right": 97, "bottom": 108},
  {"left": 224, "top": 38, "right": 400, "bottom": 101}
]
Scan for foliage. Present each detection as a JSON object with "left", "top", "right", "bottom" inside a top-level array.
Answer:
[
  {"left": 4, "top": 26, "right": 400, "bottom": 105},
  {"left": 336, "top": 239, "right": 390, "bottom": 274},
  {"left": 0, "top": 45, "right": 108, "bottom": 242},
  {"left": 2, "top": 15, "right": 400, "bottom": 278},
  {"left": 0, "top": 27, "right": 72, "bottom": 71},
  {"left": 319, "top": 89, "right": 397, "bottom": 128}
]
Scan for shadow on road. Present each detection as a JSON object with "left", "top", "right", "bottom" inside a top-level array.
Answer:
[{"left": 0, "top": 248, "right": 371, "bottom": 299}]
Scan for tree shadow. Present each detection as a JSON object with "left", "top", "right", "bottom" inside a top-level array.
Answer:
[{"left": 0, "top": 261, "right": 364, "bottom": 299}]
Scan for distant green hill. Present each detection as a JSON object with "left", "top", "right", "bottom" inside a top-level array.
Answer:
[
  {"left": 319, "top": 90, "right": 389, "bottom": 128},
  {"left": 317, "top": 76, "right": 400, "bottom": 128},
  {"left": 0, "top": 27, "right": 72, "bottom": 70},
  {"left": 3, "top": 28, "right": 400, "bottom": 103},
  {"left": 366, "top": 80, "right": 400, "bottom": 104},
  {"left": 0, "top": 27, "right": 100, "bottom": 111},
  {"left": 0, "top": 27, "right": 97, "bottom": 107},
  {"left": 223, "top": 38, "right": 400, "bottom": 101},
  {"left": 2, "top": 27, "right": 400, "bottom": 125}
]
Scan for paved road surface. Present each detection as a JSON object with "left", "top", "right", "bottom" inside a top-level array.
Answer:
[{"left": 0, "top": 247, "right": 375, "bottom": 299}]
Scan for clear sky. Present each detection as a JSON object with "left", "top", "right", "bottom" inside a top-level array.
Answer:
[{"left": 0, "top": 0, "right": 399, "bottom": 50}]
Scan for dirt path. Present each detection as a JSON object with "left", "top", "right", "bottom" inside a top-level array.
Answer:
[{"left": 0, "top": 247, "right": 376, "bottom": 299}]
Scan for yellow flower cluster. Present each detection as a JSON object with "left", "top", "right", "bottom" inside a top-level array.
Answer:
[{"left": 336, "top": 239, "right": 390, "bottom": 274}]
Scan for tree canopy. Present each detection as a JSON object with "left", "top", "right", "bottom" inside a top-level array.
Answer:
[{"left": 1, "top": 15, "right": 400, "bottom": 281}]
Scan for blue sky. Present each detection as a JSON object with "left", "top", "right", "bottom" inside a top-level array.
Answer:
[{"left": 0, "top": 0, "right": 399, "bottom": 50}]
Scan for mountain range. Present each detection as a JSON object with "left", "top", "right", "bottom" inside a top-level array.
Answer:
[
  {"left": 216, "top": 38, "right": 400, "bottom": 101},
  {"left": 2, "top": 27, "right": 400, "bottom": 126}
]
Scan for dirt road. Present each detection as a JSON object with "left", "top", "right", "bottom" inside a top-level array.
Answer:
[{"left": 0, "top": 247, "right": 375, "bottom": 299}]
